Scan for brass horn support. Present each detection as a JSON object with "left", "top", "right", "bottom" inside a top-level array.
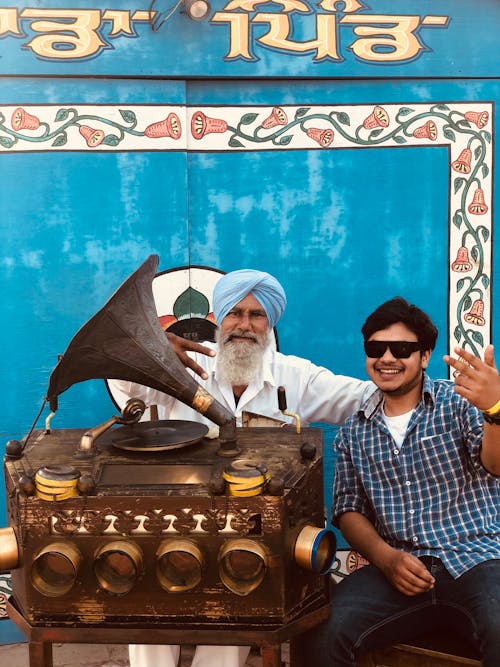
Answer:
[{"left": 78, "top": 398, "right": 146, "bottom": 456}]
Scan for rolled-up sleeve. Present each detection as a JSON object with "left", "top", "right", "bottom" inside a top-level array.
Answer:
[{"left": 331, "top": 426, "right": 373, "bottom": 527}]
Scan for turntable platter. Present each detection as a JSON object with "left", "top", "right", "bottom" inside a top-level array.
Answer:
[{"left": 111, "top": 420, "right": 208, "bottom": 451}]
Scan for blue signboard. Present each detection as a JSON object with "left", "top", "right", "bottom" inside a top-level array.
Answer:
[{"left": 0, "top": 1, "right": 498, "bottom": 77}]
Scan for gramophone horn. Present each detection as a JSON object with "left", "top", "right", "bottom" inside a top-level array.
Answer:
[{"left": 46, "top": 255, "right": 235, "bottom": 442}]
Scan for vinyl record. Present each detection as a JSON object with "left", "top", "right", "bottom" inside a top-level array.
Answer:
[{"left": 111, "top": 419, "right": 208, "bottom": 451}]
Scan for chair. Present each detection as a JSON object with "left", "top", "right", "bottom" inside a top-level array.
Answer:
[{"left": 358, "top": 630, "right": 480, "bottom": 666}]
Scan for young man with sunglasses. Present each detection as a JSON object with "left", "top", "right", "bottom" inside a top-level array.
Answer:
[{"left": 298, "top": 296, "right": 500, "bottom": 666}]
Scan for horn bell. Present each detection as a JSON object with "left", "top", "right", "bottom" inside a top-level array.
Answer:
[{"left": 46, "top": 255, "right": 235, "bottom": 435}]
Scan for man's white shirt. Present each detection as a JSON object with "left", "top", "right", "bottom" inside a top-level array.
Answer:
[{"left": 109, "top": 343, "right": 374, "bottom": 428}]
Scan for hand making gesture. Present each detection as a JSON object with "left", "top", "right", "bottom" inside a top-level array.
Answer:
[
  {"left": 444, "top": 344, "right": 500, "bottom": 412},
  {"left": 165, "top": 331, "right": 215, "bottom": 380}
]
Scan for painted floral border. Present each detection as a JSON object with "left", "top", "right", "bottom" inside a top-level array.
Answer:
[
  {"left": 0, "top": 102, "right": 493, "bottom": 364},
  {"left": 0, "top": 573, "right": 11, "bottom": 619}
]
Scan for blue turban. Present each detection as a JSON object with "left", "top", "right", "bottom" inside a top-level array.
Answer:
[{"left": 213, "top": 269, "right": 287, "bottom": 329}]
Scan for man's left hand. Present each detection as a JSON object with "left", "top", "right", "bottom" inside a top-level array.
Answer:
[{"left": 443, "top": 344, "right": 500, "bottom": 412}]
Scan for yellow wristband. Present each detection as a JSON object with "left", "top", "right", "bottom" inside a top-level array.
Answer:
[{"left": 485, "top": 398, "right": 500, "bottom": 415}]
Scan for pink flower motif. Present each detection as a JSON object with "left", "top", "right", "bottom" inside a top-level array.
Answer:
[
  {"left": 262, "top": 107, "right": 288, "bottom": 129},
  {"left": 363, "top": 106, "right": 389, "bottom": 129},
  {"left": 413, "top": 120, "right": 437, "bottom": 141},
  {"left": 306, "top": 128, "right": 334, "bottom": 147},
  {"left": 145, "top": 113, "right": 182, "bottom": 139},
  {"left": 79, "top": 125, "right": 105, "bottom": 147},
  {"left": 451, "top": 247, "right": 473, "bottom": 273},
  {"left": 464, "top": 110, "right": 489, "bottom": 129},
  {"left": 451, "top": 149, "right": 472, "bottom": 174},
  {"left": 11, "top": 107, "right": 40, "bottom": 131},
  {"left": 464, "top": 300, "right": 485, "bottom": 326},
  {"left": 191, "top": 111, "right": 228, "bottom": 139},
  {"left": 468, "top": 188, "right": 488, "bottom": 215}
]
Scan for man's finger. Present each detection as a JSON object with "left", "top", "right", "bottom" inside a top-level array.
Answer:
[
  {"left": 452, "top": 347, "right": 480, "bottom": 370},
  {"left": 166, "top": 332, "right": 216, "bottom": 357},
  {"left": 443, "top": 354, "right": 471, "bottom": 378},
  {"left": 396, "top": 578, "right": 432, "bottom": 596},
  {"left": 406, "top": 559, "right": 435, "bottom": 585},
  {"left": 182, "top": 355, "right": 209, "bottom": 380},
  {"left": 484, "top": 344, "right": 496, "bottom": 369},
  {"left": 183, "top": 341, "right": 216, "bottom": 357}
]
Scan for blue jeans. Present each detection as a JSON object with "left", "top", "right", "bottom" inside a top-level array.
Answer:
[{"left": 298, "top": 557, "right": 500, "bottom": 666}]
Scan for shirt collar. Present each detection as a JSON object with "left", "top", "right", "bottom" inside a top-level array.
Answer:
[
  {"left": 360, "top": 372, "right": 435, "bottom": 420},
  {"left": 261, "top": 346, "right": 276, "bottom": 385}
]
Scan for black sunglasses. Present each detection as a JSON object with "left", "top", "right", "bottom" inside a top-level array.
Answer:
[{"left": 364, "top": 340, "right": 421, "bottom": 359}]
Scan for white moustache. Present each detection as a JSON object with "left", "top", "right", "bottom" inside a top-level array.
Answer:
[{"left": 225, "top": 331, "right": 258, "bottom": 343}]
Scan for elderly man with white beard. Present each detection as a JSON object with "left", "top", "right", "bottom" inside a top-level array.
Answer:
[{"left": 109, "top": 268, "right": 374, "bottom": 667}]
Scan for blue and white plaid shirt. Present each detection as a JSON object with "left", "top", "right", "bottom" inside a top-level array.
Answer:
[{"left": 332, "top": 374, "right": 500, "bottom": 578}]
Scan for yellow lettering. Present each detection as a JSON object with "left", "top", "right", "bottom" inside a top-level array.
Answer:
[
  {"left": 102, "top": 10, "right": 134, "bottom": 36},
  {"left": 131, "top": 11, "right": 155, "bottom": 22},
  {"left": 0, "top": 8, "right": 22, "bottom": 36},
  {"left": 341, "top": 14, "right": 423, "bottom": 61},
  {"left": 211, "top": 12, "right": 252, "bottom": 59},
  {"left": 103, "top": 10, "right": 155, "bottom": 35},
  {"left": 318, "top": 0, "right": 364, "bottom": 12},
  {"left": 222, "top": 0, "right": 309, "bottom": 11},
  {"left": 20, "top": 9, "right": 106, "bottom": 60},
  {"left": 253, "top": 12, "right": 340, "bottom": 60},
  {"left": 421, "top": 15, "right": 449, "bottom": 26}
]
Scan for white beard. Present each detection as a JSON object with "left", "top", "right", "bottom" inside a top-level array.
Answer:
[{"left": 215, "top": 328, "right": 272, "bottom": 387}]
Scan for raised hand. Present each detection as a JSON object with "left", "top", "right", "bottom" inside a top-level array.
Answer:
[
  {"left": 443, "top": 345, "right": 500, "bottom": 412},
  {"left": 165, "top": 332, "right": 215, "bottom": 380}
]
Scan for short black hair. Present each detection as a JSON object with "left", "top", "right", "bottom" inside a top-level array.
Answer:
[{"left": 361, "top": 297, "right": 438, "bottom": 352}]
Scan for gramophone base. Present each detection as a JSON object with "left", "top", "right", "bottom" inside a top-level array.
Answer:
[{"left": 7, "top": 596, "right": 329, "bottom": 667}]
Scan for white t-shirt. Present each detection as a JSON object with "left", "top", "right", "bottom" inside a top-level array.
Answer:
[
  {"left": 109, "top": 343, "right": 374, "bottom": 428},
  {"left": 382, "top": 407, "right": 415, "bottom": 447}
]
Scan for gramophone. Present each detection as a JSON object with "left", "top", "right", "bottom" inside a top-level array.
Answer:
[{"left": 1, "top": 255, "right": 334, "bottom": 631}]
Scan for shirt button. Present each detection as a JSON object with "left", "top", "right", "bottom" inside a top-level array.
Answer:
[
  {"left": 412, "top": 537, "right": 418, "bottom": 543},
  {"left": 393, "top": 449, "right": 399, "bottom": 455},
  {"left": 409, "top": 509, "right": 415, "bottom": 515},
  {"left": 405, "top": 480, "right": 411, "bottom": 486}
]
